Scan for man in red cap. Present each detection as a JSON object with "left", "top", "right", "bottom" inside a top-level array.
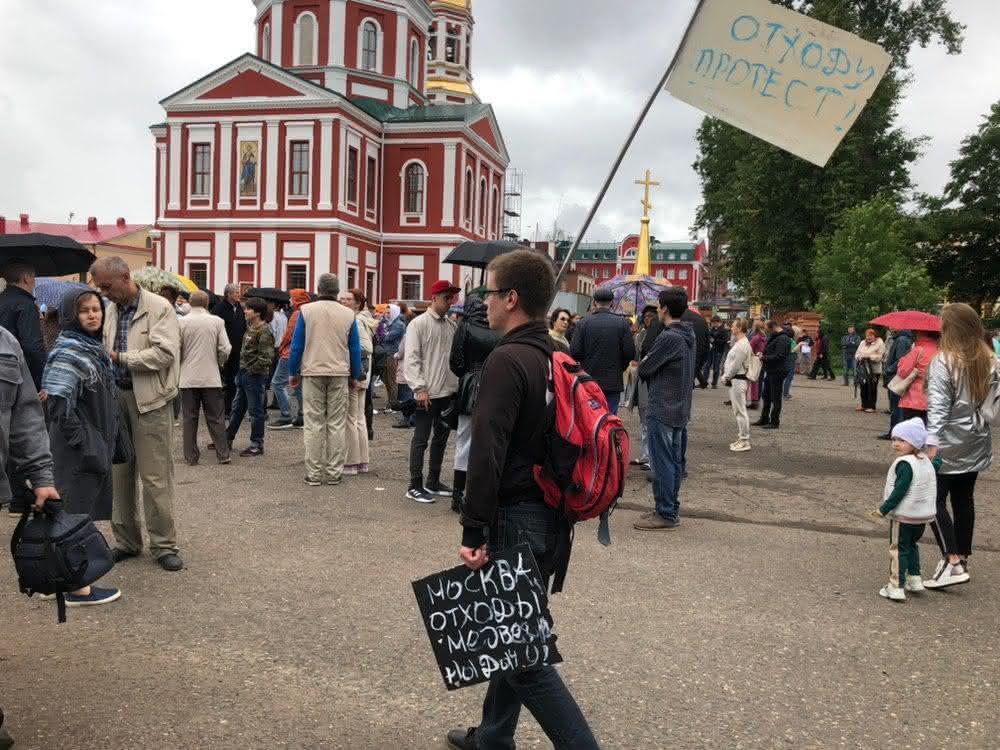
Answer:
[{"left": 402, "top": 279, "right": 460, "bottom": 503}]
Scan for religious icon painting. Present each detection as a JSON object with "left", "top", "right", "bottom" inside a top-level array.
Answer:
[{"left": 239, "top": 141, "right": 259, "bottom": 197}]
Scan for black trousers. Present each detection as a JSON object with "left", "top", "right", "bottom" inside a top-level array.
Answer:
[
  {"left": 409, "top": 396, "right": 452, "bottom": 488},
  {"left": 860, "top": 379, "right": 879, "bottom": 410},
  {"left": 759, "top": 370, "right": 785, "bottom": 425},
  {"left": 221, "top": 360, "right": 239, "bottom": 415},
  {"left": 810, "top": 354, "right": 834, "bottom": 379},
  {"left": 930, "top": 472, "right": 978, "bottom": 558},
  {"left": 901, "top": 408, "right": 927, "bottom": 424}
]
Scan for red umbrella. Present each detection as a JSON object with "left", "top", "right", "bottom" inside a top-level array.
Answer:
[{"left": 869, "top": 310, "right": 941, "bottom": 333}]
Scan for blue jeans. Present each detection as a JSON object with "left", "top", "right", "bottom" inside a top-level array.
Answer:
[
  {"left": 603, "top": 390, "right": 620, "bottom": 415},
  {"left": 271, "top": 358, "right": 293, "bottom": 419},
  {"left": 783, "top": 355, "right": 796, "bottom": 397},
  {"left": 226, "top": 370, "right": 266, "bottom": 448},
  {"left": 888, "top": 390, "right": 901, "bottom": 431},
  {"left": 843, "top": 355, "right": 856, "bottom": 384},
  {"left": 476, "top": 501, "right": 599, "bottom": 750},
  {"left": 646, "top": 417, "right": 685, "bottom": 522},
  {"left": 701, "top": 348, "right": 725, "bottom": 386}
]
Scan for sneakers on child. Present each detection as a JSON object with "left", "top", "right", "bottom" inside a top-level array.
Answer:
[
  {"left": 924, "top": 560, "right": 970, "bottom": 589},
  {"left": 879, "top": 585, "right": 906, "bottom": 602},
  {"left": 729, "top": 440, "right": 751, "bottom": 452},
  {"left": 904, "top": 575, "right": 925, "bottom": 593}
]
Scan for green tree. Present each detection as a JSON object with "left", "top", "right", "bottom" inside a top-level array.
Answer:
[
  {"left": 814, "top": 198, "right": 940, "bottom": 335},
  {"left": 919, "top": 100, "right": 1000, "bottom": 309},
  {"left": 693, "top": 0, "right": 963, "bottom": 309}
]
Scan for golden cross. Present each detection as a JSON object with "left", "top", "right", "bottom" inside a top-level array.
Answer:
[{"left": 634, "top": 169, "right": 660, "bottom": 219}]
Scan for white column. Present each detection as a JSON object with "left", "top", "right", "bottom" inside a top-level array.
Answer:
[
  {"left": 218, "top": 123, "right": 233, "bottom": 210},
  {"left": 261, "top": 231, "right": 278, "bottom": 287},
  {"left": 436, "top": 25, "right": 445, "bottom": 59},
  {"left": 338, "top": 234, "right": 348, "bottom": 283},
  {"left": 439, "top": 246, "right": 452, "bottom": 285},
  {"left": 264, "top": 119, "right": 280, "bottom": 210},
  {"left": 315, "top": 232, "right": 331, "bottom": 281},
  {"left": 168, "top": 124, "right": 182, "bottom": 210},
  {"left": 329, "top": 0, "right": 346, "bottom": 66},
  {"left": 164, "top": 231, "right": 180, "bottom": 273},
  {"left": 318, "top": 118, "right": 334, "bottom": 210},
  {"left": 156, "top": 144, "right": 167, "bottom": 219},
  {"left": 395, "top": 11, "right": 408, "bottom": 78},
  {"left": 442, "top": 143, "right": 456, "bottom": 227},
  {"left": 270, "top": 0, "right": 285, "bottom": 66},
  {"left": 214, "top": 231, "right": 230, "bottom": 292}
]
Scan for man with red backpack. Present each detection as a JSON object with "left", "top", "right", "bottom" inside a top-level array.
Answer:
[
  {"left": 448, "top": 249, "right": 600, "bottom": 750},
  {"left": 634, "top": 287, "right": 696, "bottom": 531}
]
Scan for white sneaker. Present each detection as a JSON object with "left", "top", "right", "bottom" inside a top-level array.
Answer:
[
  {"left": 924, "top": 562, "right": 970, "bottom": 589},
  {"left": 904, "top": 575, "right": 925, "bottom": 593},
  {"left": 879, "top": 585, "right": 906, "bottom": 602},
  {"left": 729, "top": 440, "right": 751, "bottom": 452},
  {"left": 342, "top": 466, "right": 359, "bottom": 476}
]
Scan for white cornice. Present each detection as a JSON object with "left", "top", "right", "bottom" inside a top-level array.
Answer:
[{"left": 155, "top": 217, "right": 476, "bottom": 245}]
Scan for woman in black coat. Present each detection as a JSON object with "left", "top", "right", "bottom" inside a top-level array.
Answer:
[
  {"left": 448, "top": 293, "right": 500, "bottom": 513},
  {"left": 40, "top": 288, "right": 121, "bottom": 607}
]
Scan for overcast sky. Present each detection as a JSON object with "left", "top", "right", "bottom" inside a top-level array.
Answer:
[{"left": 1, "top": 0, "right": 996, "bottom": 244}]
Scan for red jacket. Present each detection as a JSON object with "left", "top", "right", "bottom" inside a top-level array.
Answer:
[{"left": 895, "top": 336, "right": 939, "bottom": 411}]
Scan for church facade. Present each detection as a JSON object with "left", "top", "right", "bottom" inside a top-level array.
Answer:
[{"left": 149, "top": 0, "right": 507, "bottom": 302}]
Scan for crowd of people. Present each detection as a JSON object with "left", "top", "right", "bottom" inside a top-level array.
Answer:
[{"left": 0, "top": 249, "right": 997, "bottom": 748}]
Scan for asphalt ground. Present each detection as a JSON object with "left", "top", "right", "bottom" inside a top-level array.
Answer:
[{"left": 1, "top": 375, "right": 998, "bottom": 749}]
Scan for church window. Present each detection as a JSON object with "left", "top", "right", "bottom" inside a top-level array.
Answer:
[
  {"left": 295, "top": 12, "right": 318, "bottom": 66},
  {"left": 289, "top": 141, "right": 310, "bottom": 197},
  {"left": 404, "top": 163, "right": 425, "bottom": 214},
  {"left": 428, "top": 25, "right": 437, "bottom": 61},
  {"left": 409, "top": 39, "right": 421, "bottom": 86},
  {"left": 366, "top": 156, "right": 377, "bottom": 213},
  {"left": 346, "top": 146, "right": 359, "bottom": 204},
  {"left": 361, "top": 21, "right": 379, "bottom": 71},
  {"left": 478, "top": 178, "right": 487, "bottom": 231},
  {"left": 286, "top": 264, "right": 307, "bottom": 290},
  {"left": 667, "top": 269, "right": 676, "bottom": 280},
  {"left": 191, "top": 143, "right": 211, "bottom": 197},
  {"left": 679, "top": 269, "right": 688, "bottom": 280},
  {"left": 445, "top": 31, "right": 458, "bottom": 63},
  {"left": 401, "top": 273, "right": 422, "bottom": 300},
  {"left": 491, "top": 187, "right": 500, "bottom": 235},
  {"left": 262, "top": 23, "right": 271, "bottom": 61},
  {"left": 464, "top": 169, "right": 474, "bottom": 225}
]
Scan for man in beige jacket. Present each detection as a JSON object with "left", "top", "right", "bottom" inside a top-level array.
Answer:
[
  {"left": 178, "top": 291, "right": 232, "bottom": 466},
  {"left": 91, "top": 257, "right": 183, "bottom": 572},
  {"left": 288, "top": 273, "right": 363, "bottom": 486}
]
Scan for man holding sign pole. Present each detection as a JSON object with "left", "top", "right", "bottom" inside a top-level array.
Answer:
[{"left": 447, "top": 250, "right": 599, "bottom": 750}]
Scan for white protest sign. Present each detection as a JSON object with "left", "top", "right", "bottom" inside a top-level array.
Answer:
[{"left": 666, "top": 0, "right": 891, "bottom": 166}]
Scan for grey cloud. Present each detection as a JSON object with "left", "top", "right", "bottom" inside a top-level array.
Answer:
[{"left": 0, "top": 0, "right": 996, "bottom": 251}]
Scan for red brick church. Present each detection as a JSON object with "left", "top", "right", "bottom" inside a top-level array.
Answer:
[{"left": 149, "top": 0, "right": 507, "bottom": 302}]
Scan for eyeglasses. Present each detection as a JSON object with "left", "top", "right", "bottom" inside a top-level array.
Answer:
[{"left": 482, "top": 288, "right": 512, "bottom": 297}]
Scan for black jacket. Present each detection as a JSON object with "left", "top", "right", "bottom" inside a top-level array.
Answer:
[
  {"left": 211, "top": 299, "right": 246, "bottom": 372},
  {"left": 0, "top": 285, "right": 46, "bottom": 389},
  {"left": 640, "top": 317, "right": 664, "bottom": 359},
  {"left": 45, "top": 291, "right": 118, "bottom": 521},
  {"left": 449, "top": 296, "right": 500, "bottom": 380},
  {"left": 884, "top": 330, "right": 913, "bottom": 382},
  {"left": 709, "top": 325, "right": 729, "bottom": 353},
  {"left": 570, "top": 308, "right": 636, "bottom": 394},
  {"left": 462, "top": 322, "right": 551, "bottom": 548},
  {"left": 762, "top": 330, "right": 793, "bottom": 373},
  {"left": 681, "top": 309, "right": 709, "bottom": 372}
]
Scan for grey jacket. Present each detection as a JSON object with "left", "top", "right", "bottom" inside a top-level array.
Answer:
[
  {"left": 0, "top": 328, "right": 55, "bottom": 502},
  {"left": 926, "top": 354, "right": 993, "bottom": 474}
]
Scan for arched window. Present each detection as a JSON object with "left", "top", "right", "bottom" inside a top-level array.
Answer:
[
  {"left": 491, "top": 186, "right": 500, "bottom": 235},
  {"left": 361, "top": 21, "right": 379, "bottom": 71},
  {"left": 404, "top": 163, "right": 425, "bottom": 214},
  {"left": 409, "top": 39, "right": 420, "bottom": 86},
  {"left": 262, "top": 23, "right": 271, "bottom": 61},
  {"left": 478, "top": 178, "right": 487, "bottom": 230},
  {"left": 294, "top": 13, "right": 317, "bottom": 66},
  {"left": 464, "top": 169, "right": 474, "bottom": 224}
]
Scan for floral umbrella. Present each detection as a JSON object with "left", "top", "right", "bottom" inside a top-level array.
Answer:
[
  {"left": 598, "top": 274, "right": 670, "bottom": 318},
  {"left": 132, "top": 266, "right": 187, "bottom": 294}
]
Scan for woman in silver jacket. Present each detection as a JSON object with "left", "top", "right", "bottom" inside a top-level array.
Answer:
[{"left": 924, "top": 304, "right": 996, "bottom": 589}]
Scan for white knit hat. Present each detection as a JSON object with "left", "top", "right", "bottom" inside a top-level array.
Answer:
[{"left": 891, "top": 417, "right": 928, "bottom": 450}]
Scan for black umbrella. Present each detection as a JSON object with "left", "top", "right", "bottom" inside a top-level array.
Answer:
[
  {"left": 244, "top": 287, "right": 290, "bottom": 304},
  {"left": 0, "top": 233, "right": 96, "bottom": 276},
  {"left": 444, "top": 241, "right": 520, "bottom": 269}
]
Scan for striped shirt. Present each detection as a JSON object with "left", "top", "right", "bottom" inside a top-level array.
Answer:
[{"left": 114, "top": 296, "right": 139, "bottom": 388}]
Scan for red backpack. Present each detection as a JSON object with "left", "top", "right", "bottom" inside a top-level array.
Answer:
[{"left": 533, "top": 351, "right": 630, "bottom": 541}]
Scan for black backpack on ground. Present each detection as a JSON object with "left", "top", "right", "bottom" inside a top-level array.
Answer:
[{"left": 10, "top": 501, "right": 114, "bottom": 623}]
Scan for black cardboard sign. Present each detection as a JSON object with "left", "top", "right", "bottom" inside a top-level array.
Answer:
[{"left": 412, "top": 544, "right": 562, "bottom": 690}]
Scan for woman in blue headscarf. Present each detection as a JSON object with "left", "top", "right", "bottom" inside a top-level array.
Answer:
[{"left": 41, "top": 288, "right": 122, "bottom": 607}]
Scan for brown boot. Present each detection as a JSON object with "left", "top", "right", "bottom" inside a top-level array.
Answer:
[{"left": 633, "top": 514, "right": 679, "bottom": 531}]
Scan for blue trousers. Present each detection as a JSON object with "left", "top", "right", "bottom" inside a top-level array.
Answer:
[
  {"left": 603, "top": 390, "right": 621, "bottom": 415},
  {"left": 271, "top": 357, "right": 302, "bottom": 419},
  {"left": 226, "top": 370, "right": 266, "bottom": 448},
  {"left": 646, "top": 417, "right": 685, "bottom": 522}
]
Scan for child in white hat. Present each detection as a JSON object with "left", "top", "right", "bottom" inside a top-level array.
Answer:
[{"left": 872, "top": 417, "right": 939, "bottom": 602}]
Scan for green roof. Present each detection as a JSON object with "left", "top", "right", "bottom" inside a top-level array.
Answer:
[
  {"left": 350, "top": 97, "right": 490, "bottom": 124},
  {"left": 557, "top": 240, "right": 696, "bottom": 262}
]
